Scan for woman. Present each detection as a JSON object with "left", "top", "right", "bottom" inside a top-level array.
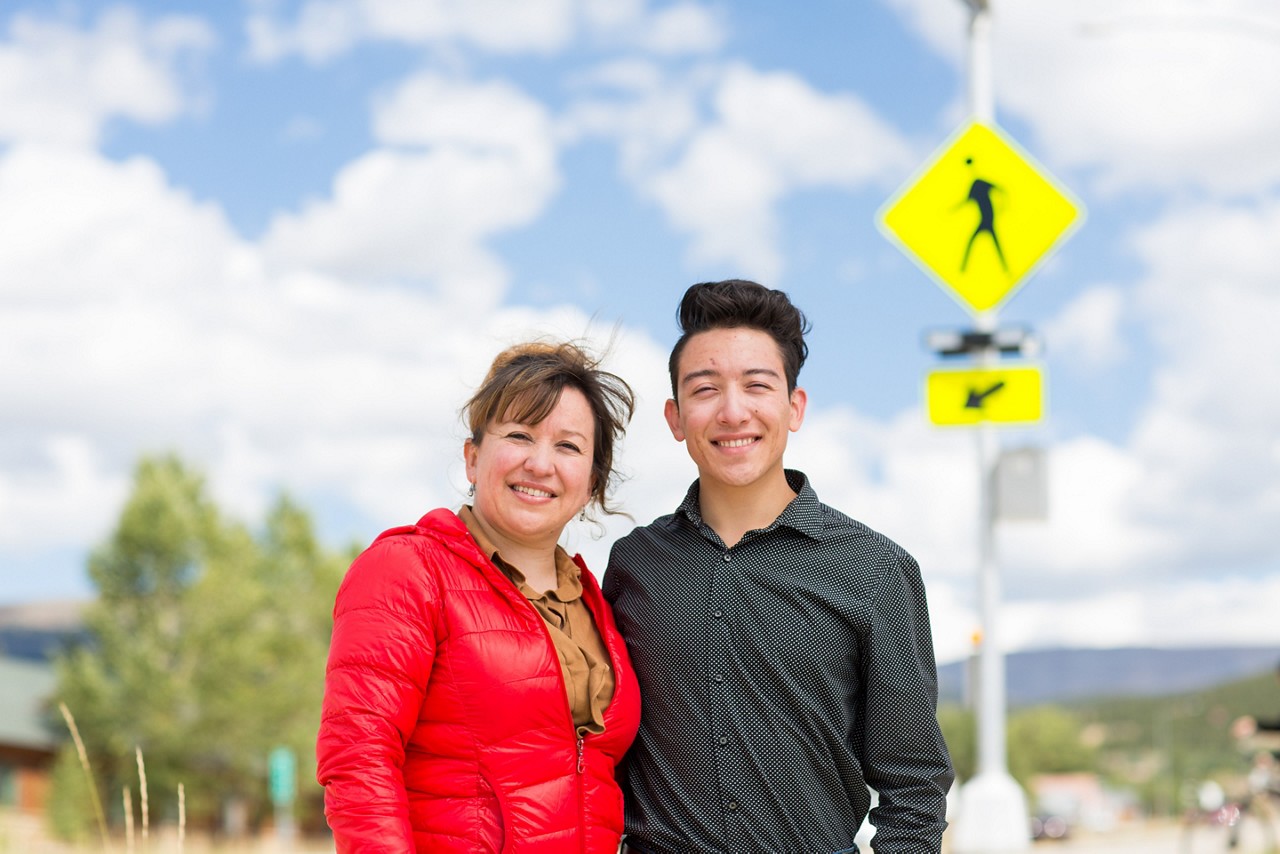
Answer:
[{"left": 316, "top": 341, "right": 640, "bottom": 853}]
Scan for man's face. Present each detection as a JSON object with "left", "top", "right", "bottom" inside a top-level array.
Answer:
[{"left": 665, "top": 327, "right": 806, "bottom": 492}]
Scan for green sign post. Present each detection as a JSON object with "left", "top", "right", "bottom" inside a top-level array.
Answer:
[
  {"left": 269, "top": 746, "right": 296, "bottom": 849},
  {"left": 268, "top": 746, "right": 296, "bottom": 806}
]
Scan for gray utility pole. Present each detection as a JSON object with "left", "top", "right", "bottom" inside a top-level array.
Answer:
[{"left": 949, "top": 1, "right": 1032, "bottom": 852}]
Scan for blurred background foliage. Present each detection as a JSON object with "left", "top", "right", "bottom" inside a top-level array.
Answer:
[
  {"left": 938, "top": 668, "right": 1280, "bottom": 816},
  {"left": 49, "top": 454, "right": 352, "bottom": 837}
]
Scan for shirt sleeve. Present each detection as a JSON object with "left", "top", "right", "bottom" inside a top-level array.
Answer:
[
  {"left": 860, "top": 547, "right": 954, "bottom": 854},
  {"left": 315, "top": 536, "right": 438, "bottom": 853}
]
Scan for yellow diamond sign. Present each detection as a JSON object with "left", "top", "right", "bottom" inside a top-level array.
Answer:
[
  {"left": 879, "top": 120, "right": 1083, "bottom": 315},
  {"left": 925, "top": 365, "right": 1044, "bottom": 427}
]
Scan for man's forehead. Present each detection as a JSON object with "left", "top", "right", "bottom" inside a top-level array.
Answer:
[{"left": 680, "top": 327, "right": 784, "bottom": 364}]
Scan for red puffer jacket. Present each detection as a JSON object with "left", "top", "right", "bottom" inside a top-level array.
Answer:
[{"left": 316, "top": 508, "right": 640, "bottom": 853}]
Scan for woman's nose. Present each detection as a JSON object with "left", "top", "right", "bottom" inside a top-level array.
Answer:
[{"left": 523, "top": 442, "right": 555, "bottom": 474}]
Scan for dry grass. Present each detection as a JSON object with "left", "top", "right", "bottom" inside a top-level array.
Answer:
[{"left": 37, "top": 704, "right": 330, "bottom": 854}]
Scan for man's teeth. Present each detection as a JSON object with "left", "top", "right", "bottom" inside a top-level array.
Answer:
[
  {"left": 717, "top": 438, "right": 755, "bottom": 448},
  {"left": 513, "top": 485, "right": 554, "bottom": 498}
]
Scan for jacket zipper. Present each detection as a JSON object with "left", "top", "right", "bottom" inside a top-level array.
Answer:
[{"left": 576, "top": 729, "right": 588, "bottom": 854}]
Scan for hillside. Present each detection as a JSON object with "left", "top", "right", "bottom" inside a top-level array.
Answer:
[{"left": 939, "top": 645, "right": 1280, "bottom": 706}]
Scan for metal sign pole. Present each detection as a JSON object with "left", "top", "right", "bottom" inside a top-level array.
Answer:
[{"left": 951, "top": 2, "right": 1031, "bottom": 851}]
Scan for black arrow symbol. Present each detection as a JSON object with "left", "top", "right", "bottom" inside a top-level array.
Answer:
[{"left": 965, "top": 381, "right": 1006, "bottom": 409}]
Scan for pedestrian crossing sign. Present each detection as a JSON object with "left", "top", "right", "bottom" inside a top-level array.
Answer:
[{"left": 878, "top": 120, "right": 1084, "bottom": 315}]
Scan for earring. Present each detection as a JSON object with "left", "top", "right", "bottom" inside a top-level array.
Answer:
[
  {"left": 467, "top": 482, "right": 475, "bottom": 498},
  {"left": 578, "top": 507, "right": 588, "bottom": 522}
]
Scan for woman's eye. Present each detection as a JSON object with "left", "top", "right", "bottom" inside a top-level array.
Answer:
[
  {"left": 558, "top": 442, "right": 583, "bottom": 454},
  {"left": 506, "top": 431, "right": 532, "bottom": 441}
]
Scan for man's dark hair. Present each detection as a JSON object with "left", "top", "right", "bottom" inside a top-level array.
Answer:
[{"left": 668, "top": 279, "right": 810, "bottom": 398}]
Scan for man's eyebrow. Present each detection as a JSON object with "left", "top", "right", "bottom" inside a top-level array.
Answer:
[
  {"left": 679, "top": 366, "right": 781, "bottom": 386},
  {"left": 680, "top": 368, "right": 720, "bottom": 386}
]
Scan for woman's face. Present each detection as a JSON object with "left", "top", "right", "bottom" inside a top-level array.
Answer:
[{"left": 464, "top": 386, "right": 596, "bottom": 552}]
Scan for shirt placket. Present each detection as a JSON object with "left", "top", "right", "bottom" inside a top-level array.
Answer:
[{"left": 704, "top": 536, "right": 750, "bottom": 850}]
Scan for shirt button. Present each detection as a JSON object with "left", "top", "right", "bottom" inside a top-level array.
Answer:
[
  {"left": 722, "top": 552, "right": 731, "bottom": 562},
  {"left": 711, "top": 673, "right": 724, "bottom": 683},
  {"left": 717, "top": 735, "right": 728, "bottom": 746},
  {"left": 712, "top": 609, "right": 724, "bottom": 619},
  {"left": 726, "top": 800, "right": 739, "bottom": 811}
]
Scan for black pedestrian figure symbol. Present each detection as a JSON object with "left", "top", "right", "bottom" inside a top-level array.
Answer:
[{"left": 959, "top": 156, "right": 1007, "bottom": 273}]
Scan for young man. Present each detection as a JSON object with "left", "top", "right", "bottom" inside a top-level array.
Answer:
[{"left": 603, "top": 280, "right": 953, "bottom": 854}]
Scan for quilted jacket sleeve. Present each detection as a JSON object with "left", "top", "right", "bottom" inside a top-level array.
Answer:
[{"left": 316, "top": 535, "right": 440, "bottom": 853}]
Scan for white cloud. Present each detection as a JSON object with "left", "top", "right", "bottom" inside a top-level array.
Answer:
[
  {"left": 0, "top": 145, "right": 239, "bottom": 305},
  {"left": 559, "top": 59, "right": 703, "bottom": 176},
  {"left": 654, "top": 64, "right": 917, "bottom": 277},
  {"left": 0, "top": 140, "right": 673, "bottom": 578},
  {"left": 0, "top": 6, "right": 213, "bottom": 147},
  {"left": 1002, "top": 574, "right": 1280, "bottom": 653},
  {"left": 0, "top": 436, "right": 128, "bottom": 551},
  {"left": 1118, "top": 199, "right": 1280, "bottom": 567},
  {"left": 625, "top": 1, "right": 726, "bottom": 55},
  {"left": 568, "top": 61, "right": 917, "bottom": 279},
  {"left": 261, "top": 73, "right": 560, "bottom": 298},
  {"left": 1043, "top": 286, "right": 1128, "bottom": 370},
  {"left": 245, "top": 0, "right": 723, "bottom": 63},
  {"left": 886, "top": 0, "right": 1280, "bottom": 195}
]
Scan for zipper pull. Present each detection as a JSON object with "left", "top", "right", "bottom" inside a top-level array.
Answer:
[{"left": 575, "top": 732, "right": 585, "bottom": 774}]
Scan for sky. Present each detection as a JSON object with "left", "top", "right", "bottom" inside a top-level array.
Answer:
[{"left": 2, "top": 0, "right": 1279, "bottom": 665}]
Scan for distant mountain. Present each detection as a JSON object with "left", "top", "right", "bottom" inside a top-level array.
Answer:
[
  {"left": 0, "top": 599, "right": 90, "bottom": 662},
  {"left": 940, "top": 645, "right": 1280, "bottom": 707}
]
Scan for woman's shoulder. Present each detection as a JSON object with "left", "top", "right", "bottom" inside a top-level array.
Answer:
[{"left": 339, "top": 508, "right": 479, "bottom": 601}]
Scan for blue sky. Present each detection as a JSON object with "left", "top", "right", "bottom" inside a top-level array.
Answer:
[{"left": 2, "top": 0, "right": 1279, "bottom": 664}]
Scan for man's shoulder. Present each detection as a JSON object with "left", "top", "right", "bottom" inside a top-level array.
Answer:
[
  {"left": 613, "top": 512, "right": 685, "bottom": 551},
  {"left": 809, "top": 499, "right": 914, "bottom": 562}
]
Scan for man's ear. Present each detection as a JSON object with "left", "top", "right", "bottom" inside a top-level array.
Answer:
[
  {"left": 663, "top": 398, "right": 686, "bottom": 442},
  {"left": 789, "top": 387, "right": 807, "bottom": 433}
]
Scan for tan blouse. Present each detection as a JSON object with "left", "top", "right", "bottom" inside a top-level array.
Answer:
[{"left": 459, "top": 506, "right": 615, "bottom": 733}]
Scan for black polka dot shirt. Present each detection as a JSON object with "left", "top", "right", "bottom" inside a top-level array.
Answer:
[{"left": 602, "top": 470, "right": 953, "bottom": 854}]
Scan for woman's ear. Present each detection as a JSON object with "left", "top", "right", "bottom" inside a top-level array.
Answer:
[{"left": 464, "top": 437, "right": 478, "bottom": 483}]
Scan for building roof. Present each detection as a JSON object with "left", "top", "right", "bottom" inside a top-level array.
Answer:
[{"left": 0, "top": 655, "right": 58, "bottom": 751}]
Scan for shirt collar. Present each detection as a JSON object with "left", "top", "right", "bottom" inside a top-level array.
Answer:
[
  {"left": 676, "top": 469, "right": 824, "bottom": 542},
  {"left": 458, "top": 504, "right": 583, "bottom": 602}
]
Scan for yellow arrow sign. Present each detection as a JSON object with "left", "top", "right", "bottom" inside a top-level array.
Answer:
[
  {"left": 879, "top": 120, "right": 1083, "bottom": 315},
  {"left": 925, "top": 365, "right": 1044, "bottom": 426}
]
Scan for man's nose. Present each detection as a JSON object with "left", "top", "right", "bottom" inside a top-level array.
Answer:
[{"left": 717, "top": 389, "right": 749, "bottom": 424}]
